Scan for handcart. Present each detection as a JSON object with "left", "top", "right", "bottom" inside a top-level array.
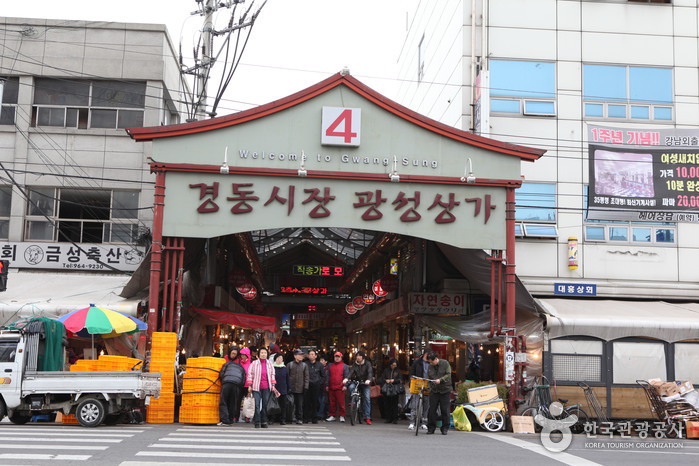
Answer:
[
  {"left": 578, "top": 381, "right": 614, "bottom": 429},
  {"left": 636, "top": 379, "right": 699, "bottom": 438},
  {"left": 458, "top": 384, "right": 507, "bottom": 432}
]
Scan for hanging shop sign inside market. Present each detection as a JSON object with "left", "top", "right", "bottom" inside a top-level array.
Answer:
[
  {"left": 0, "top": 242, "right": 145, "bottom": 272},
  {"left": 164, "top": 172, "right": 506, "bottom": 250},
  {"left": 408, "top": 292, "right": 468, "bottom": 315},
  {"left": 588, "top": 124, "right": 699, "bottom": 222},
  {"left": 280, "top": 286, "right": 328, "bottom": 295},
  {"left": 292, "top": 265, "right": 344, "bottom": 276}
]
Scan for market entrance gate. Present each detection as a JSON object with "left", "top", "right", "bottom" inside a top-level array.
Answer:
[{"left": 128, "top": 72, "right": 544, "bottom": 409}]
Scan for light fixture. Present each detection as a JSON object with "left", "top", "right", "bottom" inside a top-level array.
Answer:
[
  {"left": 298, "top": 150, "right": 307, "bottom": 177},
  {"left": 220, "top": 146, "right": 230, "bottom": 174},
  {"left": 461, "top": 157, "right": 476, "bottom": 183},
  {"left": 389, "top": 155, "right": 400, "bottom": 182}
]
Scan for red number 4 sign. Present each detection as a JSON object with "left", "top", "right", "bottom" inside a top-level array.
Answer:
[{"left": 321, "top": 107, "right": 361, "bottom": 146}]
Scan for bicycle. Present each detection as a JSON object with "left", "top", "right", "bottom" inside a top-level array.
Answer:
[
  {"left": 409, "top": 376, "right": 432, "bottom": 436},
  {"left": 347, "top": 379, "right": 365, "bottom": 426},
  {"left": 521, "top": 378, "right": 589, "bottom": 434}
]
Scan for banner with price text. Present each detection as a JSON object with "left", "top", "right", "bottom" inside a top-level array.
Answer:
[{"left": 588, "top": 124, "right": 699, "bottom": 222}]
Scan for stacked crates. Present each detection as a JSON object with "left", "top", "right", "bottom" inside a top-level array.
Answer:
[
  {"left": 179, "top": 356, "right": 225, "bottom": 424},
  {"left": 146, "top": 332, "right": 178, "bottom": 424}
]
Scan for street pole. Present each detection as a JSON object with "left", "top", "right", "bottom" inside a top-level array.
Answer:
[{"left": 195, "top": 0, "right": 215, "bottom": 121}]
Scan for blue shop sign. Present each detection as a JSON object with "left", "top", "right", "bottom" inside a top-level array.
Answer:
[{"left": 554, "top": 283, "right": 597, "bottom": 296}]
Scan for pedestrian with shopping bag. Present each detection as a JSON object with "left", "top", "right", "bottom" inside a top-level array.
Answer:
[
  {"left": 287, "top": 349, "right": 309, "bottom": 424},
  {"left": 247, "top": 346, "right": 276, "bottom": 428},
  {"left": 271, "top": 352, "right": 291, "bottom": 425},
  {"left": 218, "top": 346, "right": 245, "bottom": 426},
  {"left": 379, "top": 358, "right": 404, "bottom": 424}
]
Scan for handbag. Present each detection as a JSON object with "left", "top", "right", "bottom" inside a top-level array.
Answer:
[
  {"left": 370, "top": 384, "right": 382, "bottom": 398},
  {"left": 267, "top": 393, "right": 281, "bottom": 416},
  {"left": 242, "top": 394, "right": 255, "bottom": 419},
  {"left": 284, "top": 393, "right": 295, "bottom": 421}
]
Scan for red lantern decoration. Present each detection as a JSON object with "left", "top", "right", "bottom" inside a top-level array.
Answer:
[
  {"left": 236, "top": 280, "right": 253, "bottom": 294},
  {"left": 345, "top": 303, "right": 357, "bottom": 315},
  {"left": 362, "top": 290, "right": 376, "bottom": 304},
  {"left": 352, "top": 296, "right": 365, "bottom": 310},
  {"left": 381, "top": 275, "right": 398, "bottom": 292},
  {"left": 372, "top": 280, "right": 388, "bottom": 297},
  {"left": 242, "top": 287, "right": 257, "bottom": 301},
  {"left": 229, "top": 270, "right": 248, "bottom": 287}
]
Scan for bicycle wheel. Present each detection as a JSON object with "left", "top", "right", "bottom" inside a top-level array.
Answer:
[
  {"left": 350, "top": 397, "right": 358, "bottom": 426},
  {"left": 565, "top": 406, "right": 589, "bottom": 434},
  {"left": 414, "top": 395, "right": 422, "bottom": 436},
  {"left": 520, "top": 407, "right": 542, "bottom": 433}
]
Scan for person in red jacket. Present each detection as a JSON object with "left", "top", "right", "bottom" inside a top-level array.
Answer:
[{"left": 325, "top": 351, "right": 350, "bottom": 423}]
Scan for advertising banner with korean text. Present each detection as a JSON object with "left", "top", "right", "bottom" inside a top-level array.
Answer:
[
  {"left": 0, "top": 242, "right": 145, "bottom": 271},
  {"left": 164, "top": 172, "right": 507, "bottom": 250},
  {"left": 588, "top": 124, "right": 699, "bottom": 222},
  {"left": 408, "top": 292, "right": 468, "bottom": 315}
]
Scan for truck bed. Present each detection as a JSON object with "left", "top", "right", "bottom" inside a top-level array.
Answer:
[{"left": 20, "top": 371, "right": 161, "bottom": 397}]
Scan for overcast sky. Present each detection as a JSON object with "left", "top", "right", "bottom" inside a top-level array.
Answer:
[{"left": 3, "top": 0, "right": 411, "bottom": 115}]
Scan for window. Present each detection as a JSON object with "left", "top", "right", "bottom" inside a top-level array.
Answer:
[
  {"left": 0, "top": 77, "right": 19, "bottom": 125},
  {"left": 516, "top": 183, "right": 556, "bottom": 222},
  {"left": 32, "top": 79, "right": 146, "bottom": 129},
  {"left": 490, "top": 60, "right": 555, "bottom": 116},
  {"left": 674, "top": 343, "right": 699, "bottom": 382},
  {"left": 0, "top": 340, "right": 18, "bottom": 362},
  {"left": 612, "top": 341, "right": 666, "bottom": 384},
  {"left": 551, "top": 339, "right": 603, "bottom": 383},
  {"left": 24, "top": 188, "right": 140, "bottom": 244},
  {"left": 0, "top": 186, "right": 10, "bottom": 240},
  {"left": 583, "top": 65, "right": 672, "bottom": 121}
]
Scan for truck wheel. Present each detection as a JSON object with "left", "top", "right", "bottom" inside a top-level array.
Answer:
[
  {"left": 0, "top": 398, "right": 6, "bottom": 420},
  {"left": 9, "top": 412, "right": 31, "bottom": 424},
  {"left": 76, "top": 397, "right": 106, "bottom": 427}
]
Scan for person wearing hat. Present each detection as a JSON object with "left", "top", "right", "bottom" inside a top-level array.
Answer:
[
  {"left": 218, "top": 346, "right": 245, "bottom": 426},
  {"left": 425, "top": 352, "right": 452, "bottom": 435},
  {"left": 325, "top": 351, "right": 350, "bottom": 422},
  {"left": 346, "top": 350, "right": 374, "bottom": 424},
  {"left": 271, "top": 352, "right": 291, "bottom": 425},
  {"left": 287, "top": 349, "right": 309, "bottom": 424}
]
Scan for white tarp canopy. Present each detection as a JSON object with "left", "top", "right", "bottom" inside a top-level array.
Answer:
[
  {"left": 538, "top": 298, "right": 699, "bottom": 343},
  {"left": 0, "top": 270, "right": 140, "bottom": 326}
]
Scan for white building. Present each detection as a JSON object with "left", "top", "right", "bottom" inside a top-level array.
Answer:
[
  {"left": 396, "top": 0, "right": 699, "bottom": 415},
  {"left": 0, "top": 17, "right": 185, "bottom": 318}
]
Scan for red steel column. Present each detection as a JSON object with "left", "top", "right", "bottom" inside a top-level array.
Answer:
[
  {"left": 505, "top": 186, "right": 518, "bottom": 412},
  {"left": 147, "top": 168, "right": 166, "bottom": 349}
]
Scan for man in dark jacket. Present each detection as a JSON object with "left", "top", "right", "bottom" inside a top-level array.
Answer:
[
  {"left": 347, "top": 350, "right": 374, "bottom": 424},
  {"left": 304, "top": 349, "right": 327, "bottom": 423},
  {"left": 218, "top": 347, "right": 245, "bottom": 425},
  {"left": 287, "top": 349, "right": 309, "bottom": 424},
  {"left": 408, "top": 352, "right": 430, "bottom": 430},
  {"left": 425, "top": 352, "right": 452, "bottom": 435}
]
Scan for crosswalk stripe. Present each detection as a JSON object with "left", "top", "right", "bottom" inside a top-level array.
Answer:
[
  {"left": 167, "top": 433, "right": 335, "bottom": 441},
  {"left": 161, "top": 437, "right": 339, "bottom": 445},
  {"left": 176, "top": 428, "right": 332, "bottom": 435},
  {"left": 0, "top": 431, "right": 135, "bottom": 437},
  {"left": 0, "top": 454, "right": 92, "bottom": 461},
  {"left": 150, "top": 443, "right": 345, "bottom": 453},
  {"left": 120, "top": 462, "right": 310, "bottom": 466},
  {"left": 0, "top": 428, "right": 144, "bottom": 434},
  {"left": 136, "top": 451, "right": 351, "bottom": 462},
  {"left": 0, "top": 443, "right": 109, "bottom": 451},
  {"left": 0, "top": 436, "right": 122, "bottom": 443}
]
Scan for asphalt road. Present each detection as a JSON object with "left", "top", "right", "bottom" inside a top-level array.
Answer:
[{"left": 0, "top": 417, "right": 697, "bottom": 465}]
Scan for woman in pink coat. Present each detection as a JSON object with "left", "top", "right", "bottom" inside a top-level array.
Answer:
[
  {"left": 239, "top": 347, "right": 252, "bottom": 422},
  {"left": 246, "top": 347, "right": 276, "bottom": 428}
]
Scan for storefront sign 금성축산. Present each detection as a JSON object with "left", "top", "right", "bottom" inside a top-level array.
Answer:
[
  {"left": 0, "top": 242, "right": 145, "bottom": 272},
  {"left": 408, "top": 292, "right": 468, "bottom": 315},
  {"left": 163, "top": 172, "right": 507, "bottom": 251}
]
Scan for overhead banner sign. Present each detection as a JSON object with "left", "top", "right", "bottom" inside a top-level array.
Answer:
[
  {"left": 408, "top": 292, "right": 468, "bottom": 315},
  {"left": 588, "top": 124, "right": 699, "bottom": 222},
  {"left": 0, "top": 242, "right": 145, "bottom": 271},
  {"left": 164, "top": 172, "right": 507, "bottom": 250}
]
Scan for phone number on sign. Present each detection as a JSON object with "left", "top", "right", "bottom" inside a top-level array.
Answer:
[{"left": 62, "top": 263, "right": 105, "bottom": 270}]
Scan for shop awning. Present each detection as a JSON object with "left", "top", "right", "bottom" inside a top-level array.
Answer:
[
  {"left": 191, "top": 307, "right": 278, "bottom": 333},
  {"left": 0, "top": 271, "right": 140, "bottom": 326},
  {"left": 537, "top": 298, "right": 699, "bottom": 342}
]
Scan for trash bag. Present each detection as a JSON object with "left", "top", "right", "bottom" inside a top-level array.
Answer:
[
  {"left": 242, "top": 395, "right": 255, "bottom": 419},
  {"left": 452, "top": 405, "right": 471, "bottom": 432},
  {"left": 267, "top": 393, "right": 281, "bottom": 417}
]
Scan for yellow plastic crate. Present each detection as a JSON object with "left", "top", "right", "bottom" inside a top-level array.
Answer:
[
  {"left": 187, "top": 357, "right": 225, "bottom": 372},
  {"left": 178, "top": 406, "right": 218, "bottom": 424},
  {"left": 152, "top": 332, "right": 178, "bottom": 347},
  {"left": 150, "top": 347, "right": 176, "bottom": 362},
  {"left": 146, "top": 409, "right": 175, "bottom": 424},
  {"left": 182, "top": 376, "right": 220, "bottom": 392},
  {"left": 152, "top": 392, "right": 176, "bottom": 404},
  {"left": 181, "top": 392, "right": 220, "bottom": 408}
]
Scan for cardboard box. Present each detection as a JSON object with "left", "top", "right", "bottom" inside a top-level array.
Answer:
[
  {"left": 652, "top": 381, "right": 680, "bottom": 397},
  {"left": 678, "top": 380, "right": 695, "bottom": 396},
  {"left": 685, "top": 420, "right": 699, "bottom": 439},
  {"left": 511, "top": 415, "right": 536, "bottom": 434},
  {"left": 467, "top": 384, "right": 499, "bottom": 403}
]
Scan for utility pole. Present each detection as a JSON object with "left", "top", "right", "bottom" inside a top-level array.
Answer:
[{"left": 195, "top": 0, "right": 215, "bottom": 122}]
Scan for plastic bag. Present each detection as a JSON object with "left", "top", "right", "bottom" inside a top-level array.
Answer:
[
  {"left": 242, "top": 394, "right": 255, "bottom": 419},
  {"left": 267, "top": 393, "right": 281, "bottom": 416},
  {"left": 452, "top": 405, "right": 471, "bottom": 432}
]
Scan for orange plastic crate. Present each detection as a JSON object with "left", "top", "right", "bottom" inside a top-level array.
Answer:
[
  {"left": 178, "top": 406, "right": 218, "bottom": 424},
  {"left": 152, "top": 332, "right": 178, "bottom": 348},
  {"left": 187, "top": 357, "right": 225, "bottom": 371},
  {"left": 152, "top": 392, "right": 176, "bottom": 404},
  {"left": 182, "top": 376, "right": 220, "bottom": 392},
  {"left": 150, "top": 347, "right": 176, "bottom": 362},
  {"left": 61, "top": 414, "right": 79, "bottom": 424},
  {"left": 181, "top": 392, "right": 220, "bottom": 408},
  {"left": 146, "top": 409, "right": 175, "bottom": 424}
]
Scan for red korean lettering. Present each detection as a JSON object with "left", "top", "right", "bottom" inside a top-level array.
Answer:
[
  {"left": 392, "top": 191, "right": 421, "bottom": 222},
  {"left": 321, "top": 266, "right": 331, "bottom": 276},
  {"left": 303, "top": 187, "right": 336, "bottom": 218},
  {"left": 264, "top": 186, "right": 296, "bottom": 215},
  {"left": 189, "top": 182, "right": 220, "bottom": 213},
  {"left": 427, "top": 294, "right": 438, "bottom": 306},
  {"left": 411, "top": 294, "right": 424, "bottom": 305},
  {"left": 333, "top": 266, "right": 343, "bottom": 276},
  {"left": 354, "top": 190, "right": 387, "bottom": 220},
  {"left": 440, "top": 295, "right": 452, "bottom": 306},
  {"left": 427, "top": 193, "right": 460, "bottom": 224},
  {"left": 465, "top": 194, "right": 497, "bottom": 224},
  {"left": 227, "top": 183, "right": 259, "bottom": 214},
  {"left": 627, "top": 131, "right": 660, "bottom": 146}
]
